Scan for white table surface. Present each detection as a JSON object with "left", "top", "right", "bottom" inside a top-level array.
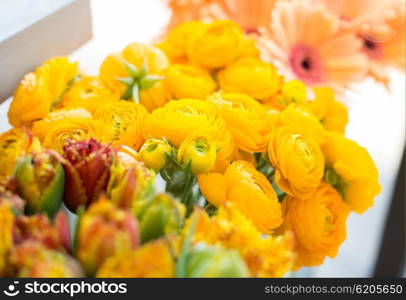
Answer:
[{"left": 0, "top": 0, "right": 404, "bottom": 277}]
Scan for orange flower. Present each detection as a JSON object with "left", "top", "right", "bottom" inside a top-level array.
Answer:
[
  {"left": 61, "top": 76, "right": 120, "bottom": 114},
  {"left": 268, "top": 126, "right": 325, "bottom": 199},
  {"left": 282, "top": 183, "right": 349, "bottom": 268},
  {"left": 208, "top": 92, "right": 272, "bottom": 152},
  {"left": 93, "top": 101, "right": 148, "bottom": 150},
  {"left": 8, "top": 57, "right": 78, "bottom": 128},
  {"left": 198, "top": 161, "right": 282, "bottom": 233}
]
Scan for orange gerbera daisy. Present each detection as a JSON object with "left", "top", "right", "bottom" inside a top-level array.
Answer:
[{"left": 259, "top": 0, "right": 368, "bottom": 92}]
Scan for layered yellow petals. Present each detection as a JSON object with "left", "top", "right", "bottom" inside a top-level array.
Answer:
[
  {"left": 189, "top": 207, "right": 294, "bottom": 277},
  {"left": 305, "top": 87, "right": 348, "bottom": 134},
  {"left": 158, "top": 21, "right": 208, "bottom": 63},
  {"left": 0, "top": 128, "right": 41, "bottom": 183},
  {"left": 282, "top": 183, "right": 349, "bottom": 268},
  {"left": 93, "top": 101, "right": 148, "bottom": 150},
  {"left": 139, "top": 80, "right": 172, "bottom": 112},
  {"left": 8, "top": 57, "right": 78, "bottom": 128},
  {"left": 97, "top": 239, "right": 175, "bottom": 278},
  {"left": 143, "top": 99, "right": 234, "bottom": 160},
  {"left": 198, "top": 161, "right": 282, "bottom": 233},
  {"left": 208, "top": 92, "right": 272, "bottom": 152},
  {"left": 165, "top": 64, "right": 216, "bottom": 99},
  {"left": 277, "top": 104, "right": 326, "bottom": 145},
  {"left": 219, "top": 57, "right": 282, "bottom": 101},
  {"left": 187, "top": 20, "right": 244, "bottom": 69},
  {"left": 62, "top": 76, "right": 120, "bottom": 114},
  {"left": 322, "top": 132, "right": 381, "bottom": 214},
  {"left": 268, "top": 126, "right": 325, "bottom": 199},
  {"left": 36, "top": 119, "right": 112, "bottom": 153}
]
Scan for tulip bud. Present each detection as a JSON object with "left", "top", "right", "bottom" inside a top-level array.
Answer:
[
  {"left": 13, "top": 213, "right": 70, "bottom": 252},
  {"left": 0, "top": 185, "right": 25, "bottom": 214},
  {"left": 184, "top": 243, "right": 249, "bottom": 278},
  {"left": 14, "top": 151, "right": 64, "bottom": 218},
  {"left": 139, "top": 138, "right": 173, "bottom": 171},
  {"left": 10, "top": 241, "right": 84, "bottom": 278},
  {"left": 134, "top": 193, "right": 185, "bottom": 243},
  {"left": 61, "top": 139, "right": 114, "bottom": 212},
  {"left": 76, "top": 196, "right": 140, "bottom": 276},
  {"left": 107, "top": 157, "right": 155, "bottom": 209},
  {"left": 177, "top": 134, "right": 217, "bottom": 174}
]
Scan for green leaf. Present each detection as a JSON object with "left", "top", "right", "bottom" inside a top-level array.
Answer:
[
  {"left": 123, "top": 61, "right": 140, "bottom": 78},
  {"left": 115, "top": 76, "right": 134, "bottom": 86},
  {"left": 176, "top": 213, "right": 198, "bottom": 278},
  {"left": 139, "top": 75, "right": 163, "bottom": 90}
]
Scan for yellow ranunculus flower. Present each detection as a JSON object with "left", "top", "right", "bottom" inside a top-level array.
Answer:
[
  {"left": 268, "top": 126, "right": 325, "bottom": 199},
  {"left": 139, "top": 138, "right": 173, "bottom": 171},
  {"left": 158, "top": 21, "right": 208, "bottom": 62},
  {"left": 198, "top": 160, "right": 282, "bottom": 233},
  {"left": 267, "top": 80, "right": 307, "bottom": 110},
  {"left": 218, "top": 57, "right": 282, "bottom": 101},
  {"left": 277, "top": 104, "right": 326, "bottom": 145},
  {"left": 187, "top": 206, "right": 294, "bottom": 277},
  {"left": 208, "top": 92, "right": 272, "bottom": 152},
  {"left": 165, "top": 64, "right": 217, "bottom": 99},
  {"left": 282, "top": 183, "right": 349, "bottom": 268},
  {"left": 143, "top": 99, "right": 234, "bottom": 160},
  {"left": 8, "top": 57, "right": 78, "bottom": 128},
  {"left": 238, "top": 37, "right": 260, "bottom": 59},
  {"left": 97, "top": 238, "right": 175, "bottom": 278},
  {"left": 38, "top": 119, "right": 112, "bottom": 153},
  {"left": 32, "top": 108, "right": 92, "bottom": 141},
  {"left": 93, "top": 101, "right": 148, "bottom": 150},
  {"left": 322, "top": 132, "right": 381, "bottom": 214},
  {"left": 62, "top": 76, "right": 120, "bottom": 114},
  {"left": 99, "top": 43, "right": 169, "bottom": 103},
  {"left": 177, "top": 133, "right": 217, "bottom": 174},
  {"left": 305, "top": 87, "right": 348, "bottom": 134},
  {"left": 187, "top": 20, "right": 244, "bottom": 69},
  {"left": 0, "top": 202, "right": 14, "bottom": 276},
  {"left": 0, "top": 128, "right": 42, "bottom": 183},
  {"left": 139, "top": 80, "right": 172, "bottom": 112}
]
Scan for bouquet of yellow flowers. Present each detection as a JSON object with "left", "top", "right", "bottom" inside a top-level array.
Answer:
[{"left": 0, "top": 20, "right": 381, "bottom": 278}]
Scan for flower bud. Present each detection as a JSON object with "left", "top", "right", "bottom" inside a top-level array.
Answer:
[
  {"left": 61, "top": 139, "right": 114, "bottom": 212},
  {"left": 184, "top": 243, "right": 249, "bottom": 278},
  {"left": 139, "top": 138, "right": 172, "bottom": 171},
  {"left": 107, "top": 156, "right": 155, "bottom": 209},
  {"left": 14, "top": 151, "right": 64, "bottom": 218},
  {"left": 10, "top": 241, "right": 83, "bottom": 278},
  {"left": 76, "top": 196, "right": 140, "bottom": 276},
  {"left": 134, "top": 193, "right": 185, "bottom": 243},
  {"left": 177, "top": 134, "right": 217, "bottom": 174}
]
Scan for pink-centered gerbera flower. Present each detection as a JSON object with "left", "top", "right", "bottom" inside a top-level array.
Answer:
[
  {"left": 359, "top": 0, "right": 405, "bottom": 85},
  {"left": 259, "top": 0, "right": 368, "bottom": 92}
]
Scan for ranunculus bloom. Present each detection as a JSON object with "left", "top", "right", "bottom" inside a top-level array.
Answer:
[
  {"left": 61, "top": 76, "right": 120, "bottom": 114},
  {"left": 305, "top": 87, "right": 348, "bottom": 134},
  {"left": 187, "top": 20, "right": 244, "bottom": 68},
  {"left": 8, "top": 57, "right": 78, "bottom": 128},
  {"left": 97, "top": 238, "right": 175, "bottom": 278},
  {"left": 165, "top": 64, "right": 217, "bottom": 99},
  {"left": 322, "top": 132, "right": 381, "bottom": 214},
  {"left": 177, "top": 133, "right": 217, "bottom": 174},
  {"left": 144, "top": 99, "right": 234, "bottom": 160},
  {"left": 93, "top": 101, "right": 148, "bottom": 150},
  {"left": 208, "top": 92, "right": 272, "bottom": 152},
  {"left": 76, "top": 197, "right": 139, "bottom": 276},
  {"left": 0, "top": 128, "right": 41, "bottom": 183},
  {"left": 218, "top": 57, "right": 283, "bottom": 101},
  {"left": 99, "top": 43, "right": 169, "bottom": 102},
  {"left": 139, "top": 138, "right": 173, "bottom": 171},
  {"left": 187, "top": 206, "right": 294, "bottom": 277},
  {"left": 61, "top": 139, "right": 114, "bottom": 211},
  {"left": 35, "top": 118, "right": 112, "bottom": 154},
  {"left": 283, "top": 183, "right": 349, "bottom": 268},
  {"left": 277, "top": 104, "right": 326, "bottom": 146},
  {"left": 198, "top": 160, "right": 282, "bottom": 233},
  {"left": 268, "top": 126, "right": 325, "bottom": 199}
]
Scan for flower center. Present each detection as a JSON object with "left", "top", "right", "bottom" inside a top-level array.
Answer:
[
  {"left": 361, "top": 37, "right": 383, "bottom": 59},
  {"left": 289, "top": 44, "right": 325, "bottom": 85}
]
